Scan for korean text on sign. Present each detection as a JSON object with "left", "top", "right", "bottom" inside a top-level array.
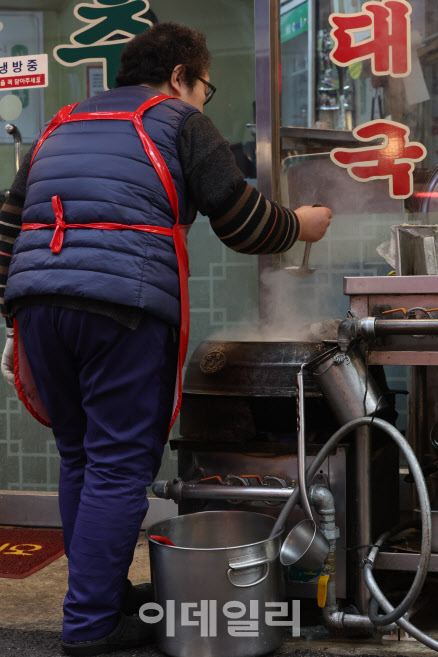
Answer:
[
  {"left": 0, "top": 54, "right": 48, "bottom": 90},
  {"left": 329, "top": 0, "right": 412, "bottom": 77},
  {"left": 330, "top": 121, "right": 427, "bottom": 200}
]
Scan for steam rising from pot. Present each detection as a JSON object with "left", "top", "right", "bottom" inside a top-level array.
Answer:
[{"left": 209, "top": 266, "right": 342, "bottom": 343}]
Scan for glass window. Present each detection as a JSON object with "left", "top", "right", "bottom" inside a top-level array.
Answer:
[
  {"left": 279, "top": 0, "right": 434, "bottom": 428},
  {"left": 0, "top": 0, "right": 257, "bottom": 492}
]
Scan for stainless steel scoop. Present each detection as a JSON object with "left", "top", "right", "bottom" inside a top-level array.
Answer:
[
  {"left": 279, "top": 364, "right": 329, "bottom": 569},
  {"left": 285, "top": 241, "right": 315, "bottom": 277},
  {"left": 285, "top": 204, "right": 322, "bottom": 278},
  {"left": 280, "top": 518, "right": 329, "bottom": 568}
]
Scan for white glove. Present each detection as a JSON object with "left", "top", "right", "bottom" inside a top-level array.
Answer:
[{"left": 1, "top": 335, "right": 16, "bottom": 392}]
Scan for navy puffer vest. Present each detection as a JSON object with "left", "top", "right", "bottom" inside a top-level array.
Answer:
[{"left": 4, "top": 86, "right": 198, "bottom": 326}]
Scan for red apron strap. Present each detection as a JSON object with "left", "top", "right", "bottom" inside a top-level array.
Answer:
[
  {"left": 134, "top": 94, "right": 176, "bottom": 119},
  {"left": 132, "top": 94, "right": 179, "bottom": 223},
  {"left": 13, "top": 317, "right": 51, "bottom": 427},
  {"left": 167, "top": 224, "right": 190, "bottom": 437},
  {"left": 29, "top": 102, "right": 81, "bottom": 172},
  {"left": 30, "top": 95, "right": 180, "bottom": 223},
  {"left": 22, "top": 222, "right": 174, "bottom": 235},
  {"left": 49, "top": 195, "right": 67, "bottom": 254},
  {"left": 62, "top": 95, "right": 176, "bottom": 124},
  {"left": 132, "top": 116, "right": 180, "bottom": 223},
  {"left": 65, "top": 111, "right": 133, "bottom": 122}
]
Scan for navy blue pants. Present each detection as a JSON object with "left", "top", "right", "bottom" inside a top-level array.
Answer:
[{"left": 16, "top": 305, "right": 178, "bottom": 642}]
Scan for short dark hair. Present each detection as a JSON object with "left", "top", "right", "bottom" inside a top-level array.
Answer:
[{"left": 115, "top": 22, "right": 211, "bottom": 89}]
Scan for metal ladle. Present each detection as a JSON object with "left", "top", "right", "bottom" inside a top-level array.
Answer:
[
  {"left": 279, "top": 363, "right": 330, "bottom": 568},
  {"left": 285, "top": 242, "right": 315, "bottom": 277},
  {"left": 284, "top": 204, "right": 322, "bottom": 278}
]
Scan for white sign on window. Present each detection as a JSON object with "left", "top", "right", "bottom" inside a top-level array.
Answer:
[
  {"left": 87, "top": 65, "right": 105, "bottom": 98},
  {"left": 0, "top": 11, "right": 45, "bottom": 144},
  {"left": 0, "top": 54, "right": 48, "bottom": 90}
]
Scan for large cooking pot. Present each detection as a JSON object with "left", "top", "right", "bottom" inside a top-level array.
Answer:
[
  {"left": 180, "top": 340, "right": 338, "bottom": 442},
  {"left": 183, "top": 340, "right": 329, "bottom": 397},
  {"left": 147, "top": 511, "right": 286, "bottom": 657}
]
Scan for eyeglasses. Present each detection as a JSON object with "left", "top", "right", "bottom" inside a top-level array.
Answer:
[{"left": 195, "top": 75, "right": 216, "bottom": 105}]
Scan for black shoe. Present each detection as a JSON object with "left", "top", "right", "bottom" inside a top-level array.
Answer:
[
  {"left": 61, "top": 612, "right": 154, "bottom": 656},
  {"left": 121, "top": 579, "right": 154, "bottom": 615}
]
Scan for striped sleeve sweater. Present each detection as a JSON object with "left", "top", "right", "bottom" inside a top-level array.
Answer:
[
  {"left": 208, "top": 180, "right": 299, "bottom": 254},
  {"left": 0, "top": 147, "right": 31, "bottom": 327},
  {"left": 178, "top": 112, "right": 300, "bottom": 254},
  {"left": 0, "top": 196, "right": 23, "bottom": 328},
  {"left": 0, "top": 110, "right": 300, "bottom": 327}
]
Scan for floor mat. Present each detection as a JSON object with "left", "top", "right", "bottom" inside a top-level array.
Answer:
[{"left": 0, "top": 527, "right": 65, "bottom": 579}]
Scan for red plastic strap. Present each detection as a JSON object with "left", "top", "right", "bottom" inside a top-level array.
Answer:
[
  {"left": 22, "top": 222, "right": 174, "bottom": 235},
  {"left": 134, "top": 94, "right": 176, "bottom": 118},
  {"left": 132, "top": 115, "right": 179, "bottom": 223},
  {"left": 65, "top": 111, "right": 134, "bottom": 122},
  {"left": 45, "top": 95, "right": 180, "bottom": 223},
  {"left": 49, "top": 195, "right": 66, "bottom": 254},
  {"left": 13, "top": 318, "right": 51, "bottom": 428},
  {"left": 134, "top": 95, "right": 179, "bottom": 222},
  {"left": 167, "top": 224, "right": 190, "bottom": 437},
  {"left": 29, "top": 103, "right": 80, "bottom": 172},
  {"left": 63, "top": 95, "right": 176, "bottom": 123}
]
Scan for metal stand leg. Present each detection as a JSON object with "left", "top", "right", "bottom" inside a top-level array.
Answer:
[
  {"left": 408, "top": 366, "right": 427, "bottom": 512},
  {"left": 355, "top": 425, "right": 372, "bottom": 614}
]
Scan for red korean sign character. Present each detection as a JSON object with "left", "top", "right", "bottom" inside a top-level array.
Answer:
[
  {"left": 329, "top": 0, "right": 412, "bottom": 77},
  {"left": 330, "top": 120, "right": 427, "bottom": 200}
]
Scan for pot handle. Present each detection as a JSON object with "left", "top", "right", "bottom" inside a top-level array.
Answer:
[{"left": 227, "top": 556, "right": 270, "bottom": 588}]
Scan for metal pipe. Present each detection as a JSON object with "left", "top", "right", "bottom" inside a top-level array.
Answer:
[
  {"left": 5, "top": 123, "right": 22, "bottom": 174},
  {"left": 408, "top": 366, "right": 427, "bottom": 511},
  {"left": 362, "top": 418, "right": 432, "bottom": 626},
  {"left": 366, "top": 319, "right": 438, "bottom": 337},
  {"left": 255, "top": 0, "right": 281, "bottom": 321},
  {"left": 254, "top": 0, "right": 281, "bottom": 204},
  {"left": 307, "top": 0, "right": 316, "bottom": 128},
  {"left": 152, "top": 479, "right": 296, "bottom": 503},
  {"left": 308, "top": 485, "right": 338, "bottom": 612},
  {"left": 355, "top": 425, "right": 372, "bottom": 614},
  {"left": 325, "top": 610, "right": 398, "bottom": 630},
  {"left": 310, "top": 486, "right": 342, "bottom": 625},
  {"left": 308, "top": 485, "right": 336, "bottom": 525},
  {"left": 338, "top": 318, "right": 438, "bottom": 350},
  {"left": 297, "top": 366, "right": 313, "bottom": 520},
  {"left": 308, "top": 485, "right": 397, "bottom": 632}
]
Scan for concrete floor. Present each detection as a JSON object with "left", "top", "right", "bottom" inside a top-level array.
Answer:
[{"left": 1, "top": 530, "right": 438, "bottom": 657}]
